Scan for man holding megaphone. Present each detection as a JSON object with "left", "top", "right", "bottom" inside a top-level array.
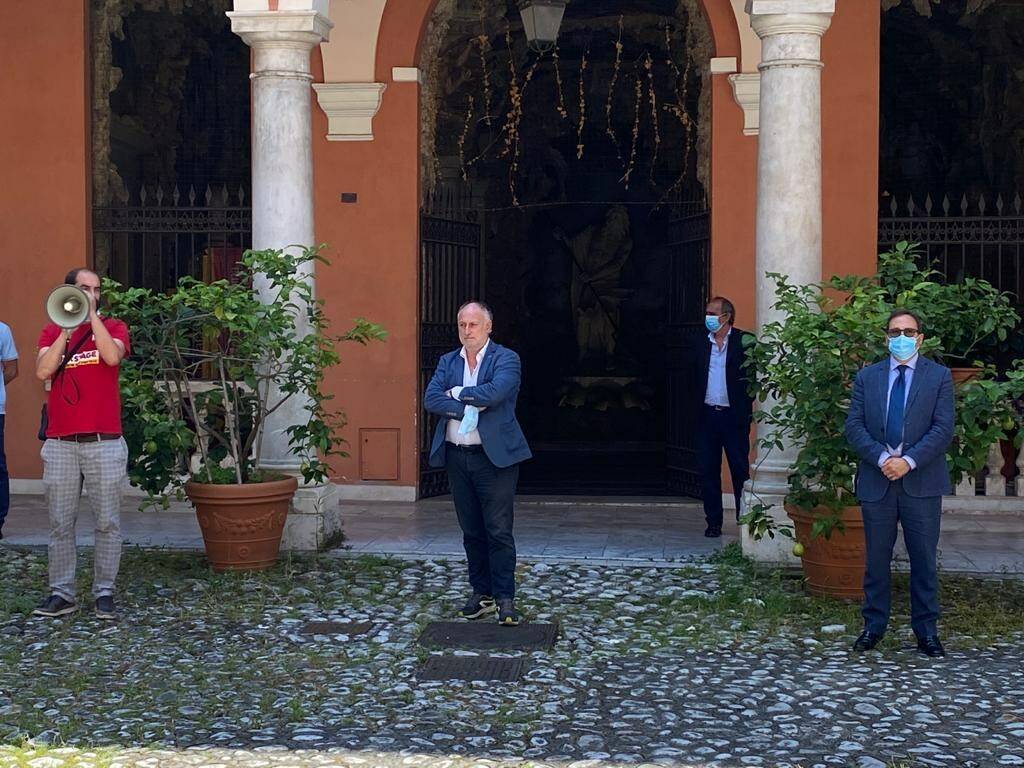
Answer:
[{"left": 33, "top": 268, "right": 130, "bottom": 620}]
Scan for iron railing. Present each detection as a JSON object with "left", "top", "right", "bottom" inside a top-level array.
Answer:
[
  {"left": 878, "top": 191, "right": 1024, "bottom": 303},
  {"left": 93, "top": 184, "right": 252, "bottom": 291}
]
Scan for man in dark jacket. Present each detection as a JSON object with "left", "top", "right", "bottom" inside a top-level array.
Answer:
[
  {"left": 844, "top": 309, "right": 955, "bottom": 657},
  {"left": 694, "top": 296, "right": 754, "bottom": 538}
]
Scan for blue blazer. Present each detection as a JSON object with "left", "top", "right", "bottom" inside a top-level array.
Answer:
[
  {"left": 844, "top": 355, "right": 955, "bottom": 502},
  {"left": 424, "top": 342, "right": 532, "bottom": 469}
]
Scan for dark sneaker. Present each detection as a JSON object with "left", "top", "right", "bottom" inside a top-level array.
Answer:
[
  {"left": 95, "top": 595, "right": 117, "bottom": 621},
  {"left": 33, "top": 595, "right": 78, "bottom": 617},
  {"left": 496, "top": 598, "right": 521, "bottom": 627},
  {"left": 459, "top": 593, "right": 496, "bottom": 620},
  {"left": 916, "top": 635, "right": 945, "bottom": 658}
]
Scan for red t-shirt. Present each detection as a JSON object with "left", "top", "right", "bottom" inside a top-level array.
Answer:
[{"left": 38, "top": 319, "right": 131, "bottom": 437}]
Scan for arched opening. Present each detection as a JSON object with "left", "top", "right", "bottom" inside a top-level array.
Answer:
[{"left": 418, "top": 0, "right": 712, "bottom": 496}]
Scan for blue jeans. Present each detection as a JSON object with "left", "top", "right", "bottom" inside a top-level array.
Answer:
[
  {"left": 446, "top": 444, "right": 519, "bottom": 600},
  {"left": 0, "top": 414, "right": 8, "bottom": 531},
  {"left": 861, "top": 480, "right": 941, "bottom": 638}
]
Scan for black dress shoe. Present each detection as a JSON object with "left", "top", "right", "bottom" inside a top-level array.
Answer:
[
  {"left": 704, "top": 525, "right": 722, "bottom": 538},
  {"left": 852, "top": 630, "right": 883, "bottom": 651},
  {"left": 916, "top": 635, "right": 945, "bottom": 658}
]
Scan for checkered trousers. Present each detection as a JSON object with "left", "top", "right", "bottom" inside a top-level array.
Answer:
[{"left": 41, "top": 437, "right": 128, "bottom": 601}]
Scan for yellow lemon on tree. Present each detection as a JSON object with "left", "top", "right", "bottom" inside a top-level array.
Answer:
[{"left": 792, "top": 542, "right": 805, "bottom": 557}]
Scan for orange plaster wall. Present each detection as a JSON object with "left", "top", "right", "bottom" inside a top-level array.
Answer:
[
  {"left": 311, "top": 52, "right": 421, "bottom": 488},
  {"left": 822, "top": 2, "right": 880, "bottom": 280},
  {"left": 704, "top": 0, "right": 757, "bottom": 329},
  {"left": 0, "top": 3, "right": 90, "bottom": 481}
]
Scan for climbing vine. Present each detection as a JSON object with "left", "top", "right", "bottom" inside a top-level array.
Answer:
[
  {"left": 605, "top": 16, "right": 625, "bottom": 166},
  {"left": 442, "top": 7, "right": 706, "bottom": 205},
  {"left": 576, "top": 49, "right": 589, "bottom": 160}
]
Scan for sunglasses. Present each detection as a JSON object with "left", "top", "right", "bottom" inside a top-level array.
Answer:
[{"left": 885, "top": 328, "right": 921, "bottom": 338}]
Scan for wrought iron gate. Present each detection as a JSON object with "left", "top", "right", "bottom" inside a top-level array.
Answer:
[
  {"left": 665, "top": 196, "right": 711, "bottom": 497},
  {"left": 419, "top": 191, "right": 484, "bottom": 498}
]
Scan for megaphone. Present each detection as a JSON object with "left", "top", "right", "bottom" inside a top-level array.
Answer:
[{"left": 45, "top": 285, "right": 90, "bottom": 329}]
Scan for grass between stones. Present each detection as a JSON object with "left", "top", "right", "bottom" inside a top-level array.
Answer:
[{"left": 0, "top": 542, "right": 1022, "bottom": 762}]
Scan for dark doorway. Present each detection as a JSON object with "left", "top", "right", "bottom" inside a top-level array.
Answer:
[
  {"left": 91, "top": 0, "right": 251, "bottom": 290},
  {"left": 420, "top": 0, "right": 710, "bottom": 496}
]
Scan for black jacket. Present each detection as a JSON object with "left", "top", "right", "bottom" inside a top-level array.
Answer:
[{"left": 692, "top": 326, "right": 755, "bottom": 428}]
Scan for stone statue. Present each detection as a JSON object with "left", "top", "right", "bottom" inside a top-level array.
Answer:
[{"left": 556, "top": 206, "right": 633, "bottom": 366}]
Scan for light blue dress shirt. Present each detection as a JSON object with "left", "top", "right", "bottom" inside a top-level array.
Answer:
[
  {"left": 879, "top": 353, "right": 918, "bottom": 470},
  {"left": 704, "top": 332, "right": 730, "bottom": 407},
  {"left": 0, "top": 322, "right": 17, "bottom": 416}
]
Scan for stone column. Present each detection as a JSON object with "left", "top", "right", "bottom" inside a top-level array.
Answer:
[
  {"left": 229, "top": 3, "right": 339, "bottom": 549},
  {"left": 742, "top": 0, "right": 835, "bottom": 564}
]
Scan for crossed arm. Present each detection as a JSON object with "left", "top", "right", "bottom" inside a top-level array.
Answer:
[
  {"left": 423, "top": 355, "right": 468, "bottom": 420},
  {"left": 451, "top": 350, "right": 521, "bottom": 407}
]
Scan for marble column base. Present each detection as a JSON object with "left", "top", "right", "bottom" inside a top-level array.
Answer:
[
  {"left": 741, "top": 479, "right": 800, "bottom": 566},
  {"left": 281, "top": 481, "right": 341, "bottom": 550}
]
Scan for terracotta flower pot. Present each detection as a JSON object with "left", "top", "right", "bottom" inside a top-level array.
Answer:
[
  {"left": 785, "top": 504, "right": 866, "bottom": 601},
  {"left": 186, "top": 476, "right": 298, "bottom": 572},
  {"left": 949, "top": 367, "right": 980, "bottom": 386}
]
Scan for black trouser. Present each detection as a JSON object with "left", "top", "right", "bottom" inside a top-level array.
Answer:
[
  {"left": 861, "top": 481, "right": 941, "bottom": 638},
  {"left": 696, "top": 404, "right": 750, "bottom": 527},
  {"left": 0, "top": 414, "right": 8, "bottom": 531},
  {"left": 446, "top": 444, "right": 519, "bottom": 600}
]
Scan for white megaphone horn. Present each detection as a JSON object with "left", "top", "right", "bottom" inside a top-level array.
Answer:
[{"left": 45, "top": 285, "right": 90, "bottom": 329}]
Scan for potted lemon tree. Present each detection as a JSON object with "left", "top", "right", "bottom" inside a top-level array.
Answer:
[
  {"left": 106, "top": 246, "right": 385, "bottom": 571},
  {"left": 745, "top": 243, "right": 1022, "bottom": 598}
]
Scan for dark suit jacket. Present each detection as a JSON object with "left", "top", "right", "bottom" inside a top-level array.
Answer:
[
  {"left": 692, "top": 326, "right": 755, "bottom": 428},
  {"left": 844, "top": 355, "right": 955, "bottom": 502},
  {"left": 423, "top": 341, "right": 532, "bottom": 469}
]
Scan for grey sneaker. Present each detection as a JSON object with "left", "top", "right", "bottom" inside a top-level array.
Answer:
[
  {"left": 33, "top": 594, "right": 78, "bottom": 617},
  {"left": 458, "top": 593, "right": 496, "bottom": 620},
  {"left": 95, "top": 595, "right": 117, "bottom": 621},
  {"left": 496, "top": 598, "right": 521, "bottom": 627}
]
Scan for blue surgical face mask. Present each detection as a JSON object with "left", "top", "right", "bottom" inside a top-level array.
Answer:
[
  {"left": 705, "top": 314, "right": 721, "bottom": 333},
  {"left": 888, "top": 334, "right": 918, "bottom": 361}
]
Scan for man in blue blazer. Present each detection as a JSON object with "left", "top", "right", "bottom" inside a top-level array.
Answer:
[
  {"left": 424, "top": 301, "right": 532, "bottom": 626},
  {"left": 845, "top": 309, "right": 955, "bottom": 657}
]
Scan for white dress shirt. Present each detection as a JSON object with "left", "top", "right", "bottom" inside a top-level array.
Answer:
[
  {"left": 704, "top": 331, "right": 730, "bottom": 407},
  {"left": 879, "top": 353, "right": 918, "bottom": 470},
  {"left": 446, "top": 340, "right": 489, "bottom": 446}
]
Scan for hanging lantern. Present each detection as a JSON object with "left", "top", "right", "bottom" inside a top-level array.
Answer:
[{"left": 517, "top": 0, "right": 568, "bottom": 54}]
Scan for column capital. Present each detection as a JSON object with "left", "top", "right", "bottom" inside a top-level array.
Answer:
[
  {"left": 745, "top": 0, "right": 834, "bottom": 39},
  {"left": 227, "top": 9, "right": 333, "bottom": 50}
]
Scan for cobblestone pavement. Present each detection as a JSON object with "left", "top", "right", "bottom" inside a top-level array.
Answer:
[{"left": 1, "top": 546, "right": 1023, "bottom": 768}]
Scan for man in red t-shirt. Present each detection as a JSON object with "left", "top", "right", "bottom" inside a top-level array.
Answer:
[{"left": 33, "top": 268, "right": 130, "bottom": 620}]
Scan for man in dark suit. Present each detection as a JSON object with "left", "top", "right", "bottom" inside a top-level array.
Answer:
[
  {"left": 694, "top": 296, "right": 755, "bottom": 538},
  {"left": 845, "top": 309, "right": 955, "bottom": 657},
  {"left": 424, "top": 301, "right": 532, "bottom": 626}
]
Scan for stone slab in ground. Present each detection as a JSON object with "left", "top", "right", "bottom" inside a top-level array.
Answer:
[
  {"left": 298, "top": 620, "right": 373, "bottom": 636},
  {"left": 417, "top": 620, "right": 559, "bottom": 650},
  {"left": 416, "top": 654, "right": 526, "bottom": 682}
]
